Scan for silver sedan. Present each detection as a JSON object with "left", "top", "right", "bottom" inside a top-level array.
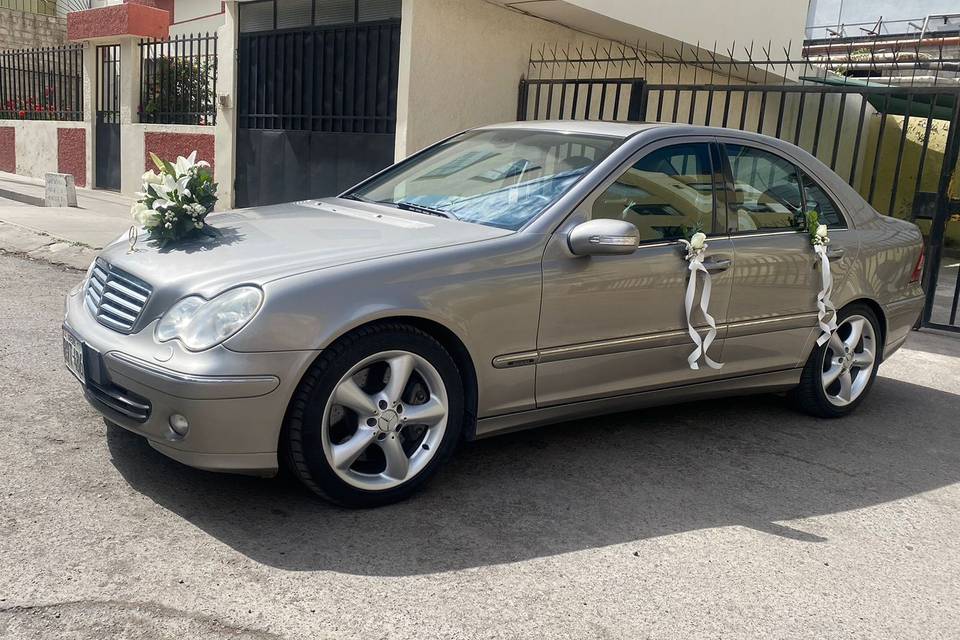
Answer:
[{"left": 63, "top": 122, "right": 926, "bottom": 506}]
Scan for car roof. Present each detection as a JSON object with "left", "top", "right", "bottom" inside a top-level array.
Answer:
[
  {"left": 476, "top": 120, "right": 803, "bottom": 147},
  {"left": 475, "top": 120, "right": 664, "bottom": 138}
]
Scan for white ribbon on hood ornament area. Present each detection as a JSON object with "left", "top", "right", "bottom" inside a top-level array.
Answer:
[{"left": 677, "top": 232, "right": 723, "bottom": 370}]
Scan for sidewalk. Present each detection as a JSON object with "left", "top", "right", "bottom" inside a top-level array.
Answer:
[{"left": 0, "top": 172, "right": 132, "bottom": 270}]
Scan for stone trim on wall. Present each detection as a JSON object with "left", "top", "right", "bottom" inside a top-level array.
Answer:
[
  {"left": 0, "top": 127, "right": 15, "bottom": 174},
  {"left": 57, "top": 128, "right": 86, "bottom": 188},
  {"left": 144, "top": 131, "right": 215, "bottom": 176},
  {"left": 67, "top": 3, "right": 169, "bottom": 41}
]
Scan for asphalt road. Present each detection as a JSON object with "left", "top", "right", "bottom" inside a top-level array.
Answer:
[{"left": 1, "top": 252, "right": 959, "bottom": 639}]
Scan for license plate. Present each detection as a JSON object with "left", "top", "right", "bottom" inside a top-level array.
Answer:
[{"left": 63, "top": 329, "right": 85, "bottom": 385}]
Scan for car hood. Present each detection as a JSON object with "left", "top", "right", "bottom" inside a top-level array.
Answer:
[{"left": 98, "top": 198, "right": 513, "bottom": 295}]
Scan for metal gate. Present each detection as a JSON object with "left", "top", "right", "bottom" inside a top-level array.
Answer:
[
  {"left": 235, "top": 20, "right": 401, "bottom": 208},
  {"left": 518, "top": 41, "right": 960, "bottom": 332},
  {"left": 95, "top": 44, "right": 120, "bottom": 191}
]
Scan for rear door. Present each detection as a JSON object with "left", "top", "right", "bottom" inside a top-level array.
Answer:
[{"left": 720, "top": 138, "right": 853, "bottom": 374}]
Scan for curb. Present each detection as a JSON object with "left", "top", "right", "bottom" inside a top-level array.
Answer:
[{"left": 0, "top": 186, "right": 45, "bottom": 207}]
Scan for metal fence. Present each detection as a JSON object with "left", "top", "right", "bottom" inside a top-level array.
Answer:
[
  {"left": 237, "top": 20, "right": 401, "bottom": 133},
  {"left": 519, "top": 38, "right": 960, "bottom": 331},
  {"left": 139, "top": 33, "right": 218, "bottom": 126},
  {"left": 0, "top": 44, "right": 83, "bottom": 121}
]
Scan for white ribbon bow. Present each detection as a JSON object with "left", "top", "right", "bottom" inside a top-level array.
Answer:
[
  {"left": 678, "top": 237, "right": 723, "bottom": 370},
  {"left": 814, "top": 243, "right": 837, "bottom": 345}
]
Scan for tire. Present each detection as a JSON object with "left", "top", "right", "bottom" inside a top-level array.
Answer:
[
  {"left": 790, "top": 303, "right": 883, "bottom": 418},
  {"left": 281, "top": 322, "right": 464, "bottom": 507}
]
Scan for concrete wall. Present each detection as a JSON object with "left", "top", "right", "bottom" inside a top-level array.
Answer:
[
  {"left": 397, "top": 0, "right": 601, "bottom": 158},
  {"left": 0, "top": 120, "right": 91, "bottom": 187},
  {"left": 121, "top": 123, "right": 216, "bottom": 195},
  {"left": 169, "top": 0, "right": 224, "bottom": 36},
  {"left": 0, "top": 7, "right": 67, "bottom": 48}
]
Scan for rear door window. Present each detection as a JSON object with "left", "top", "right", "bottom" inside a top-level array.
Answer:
[
  {"left": 724, "top": 144, "right": 804, "bottom": 232},
  {"left": 800, "top": 170, "right": 847, "bottom": 228}
]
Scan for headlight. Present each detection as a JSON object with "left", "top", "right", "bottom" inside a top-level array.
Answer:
[{"left": 155, "top": 286, "right": 263, "bottom": 351}]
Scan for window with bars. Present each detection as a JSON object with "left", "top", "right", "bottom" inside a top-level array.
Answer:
[
  {"left": 239, "top": 0, "right": 401, "bottom": 33},
  {"left": 138, "top": 33, "right": 218, "bottom": 126}
]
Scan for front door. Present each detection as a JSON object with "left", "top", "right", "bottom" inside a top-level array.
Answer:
[
  {"left": 719, "top": 138, "right": 855, "bottom": 375},
  {"left": 537, "top": 139, "right": 735, "bottom": 407}
]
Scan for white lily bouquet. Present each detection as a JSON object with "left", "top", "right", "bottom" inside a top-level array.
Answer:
[{"left": 130, "top": 151, "right": 218, "bottom": 247}]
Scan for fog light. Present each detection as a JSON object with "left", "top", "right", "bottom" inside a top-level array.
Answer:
[{"left": 169, "top": 414, "right": 190, "bottom": 436}]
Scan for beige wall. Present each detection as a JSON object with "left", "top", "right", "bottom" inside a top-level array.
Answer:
[
  {"left": 563, "top": 0, "right": 808, "bottom": 59},
  {"left": 397, "top": 0, "right": 596, "bottom": 158}
]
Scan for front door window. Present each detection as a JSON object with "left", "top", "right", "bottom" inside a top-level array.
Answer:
[{"left": 591, "top": 143, "right": 716, "bottom": 241}]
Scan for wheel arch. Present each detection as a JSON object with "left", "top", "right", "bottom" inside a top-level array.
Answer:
[
  {"left": 285, "top": 315, "right": 480, "bottom": 444},
  {"left": 843, "top": 297, "right": 887, "bottom": 357}
]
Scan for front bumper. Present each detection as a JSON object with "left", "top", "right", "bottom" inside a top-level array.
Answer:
[{"left": 64, "top": 286, "right": 319, "bottom": 476}]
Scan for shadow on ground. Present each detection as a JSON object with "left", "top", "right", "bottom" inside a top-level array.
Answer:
[{"left": 107, "top": 377, "right": 960, "bottom": 576}]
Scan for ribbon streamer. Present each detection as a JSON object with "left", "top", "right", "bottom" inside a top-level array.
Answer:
[
  {"left": 678, "top": 240, "right": 723, "bottom": 370},
  {"left": 814, "top": 243, "right": 837, "bottom": 346}
]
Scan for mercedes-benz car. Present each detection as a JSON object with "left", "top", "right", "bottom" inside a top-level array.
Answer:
[{"left": 63, "top": 122, "right": 926, "bottom": 507}]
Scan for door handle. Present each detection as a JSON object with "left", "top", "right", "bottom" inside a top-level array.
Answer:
[
  {"left": 825, "top": 247, "right": 846, "bottom": 260},
  {"left": 702, "top": 257, "right": 732, "bottom": 272}
]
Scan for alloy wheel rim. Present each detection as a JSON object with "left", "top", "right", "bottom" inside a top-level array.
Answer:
[
  {"left": 820, "top": 314, "right": 876, "bottom": 407},
  {"left": 321, "top": 350, "right": 448, "bottom": 490}
]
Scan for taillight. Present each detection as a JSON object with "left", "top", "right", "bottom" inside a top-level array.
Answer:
[{"left": 909, "top": 241, "right": 925, "bottom": 284}]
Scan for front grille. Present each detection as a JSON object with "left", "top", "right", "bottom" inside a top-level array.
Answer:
[{"left": 84, "top": 259, "right": 153, "bottom": 333}]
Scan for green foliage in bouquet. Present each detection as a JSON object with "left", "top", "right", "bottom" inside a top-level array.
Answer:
[
  {"left": 131, "top": 151, "right": 218, "bottom": 247},
  {"left": 804, "top": 209, "right": 830, "bottom": 247}
]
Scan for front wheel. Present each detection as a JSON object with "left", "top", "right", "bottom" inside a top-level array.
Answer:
[
  {"left": 282, "top": 323, "right": 464, "bottom": 507},
  {"left": 790, "top": 303, "right": 882, "bottom": 418}
]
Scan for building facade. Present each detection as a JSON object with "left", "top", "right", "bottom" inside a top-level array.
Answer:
[{"left": 1, "top": 0, "right": 810, "bottom": 208}]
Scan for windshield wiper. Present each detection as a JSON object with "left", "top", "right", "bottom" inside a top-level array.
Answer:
[
  {"left": 340, "top": 193, "right": 369, "bottom": 203},
  {"left": 388, "top": 200, "right": 458, "bottom": 220}
]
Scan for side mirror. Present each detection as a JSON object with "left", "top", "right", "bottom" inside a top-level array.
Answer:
[{"left": 568, "top": 218, "right": 639, "bottom": 256}]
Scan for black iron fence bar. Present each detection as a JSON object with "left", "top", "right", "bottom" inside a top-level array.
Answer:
[
  {"left": 138, "top": 33, "right": 218, "bottom": 126},
  {"left": 0, "top": 44, "right": 83, "bottom": 121},
  {"left": 922, "top": 96, "right": 960, "bottom": 328}
]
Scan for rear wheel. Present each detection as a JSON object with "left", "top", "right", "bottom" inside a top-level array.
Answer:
[
  {"left": 791, "top": 303, "right": 882, "bottom": 418},
  {"left": 282, "top": 323, "right": 464, "bottom": 507}
]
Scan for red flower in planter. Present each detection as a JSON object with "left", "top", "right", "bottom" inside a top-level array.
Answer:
[{"left": 18, "top": 110, "right": 26, "bottom": 119}]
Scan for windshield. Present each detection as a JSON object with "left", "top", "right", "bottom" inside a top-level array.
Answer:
[{"left": 346, "top": 129, "right": 621, "bottom": 230}]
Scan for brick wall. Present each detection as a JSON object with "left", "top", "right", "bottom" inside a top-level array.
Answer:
[{"left": 0, "top": 8, "right": 68, "bottom": 49}]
